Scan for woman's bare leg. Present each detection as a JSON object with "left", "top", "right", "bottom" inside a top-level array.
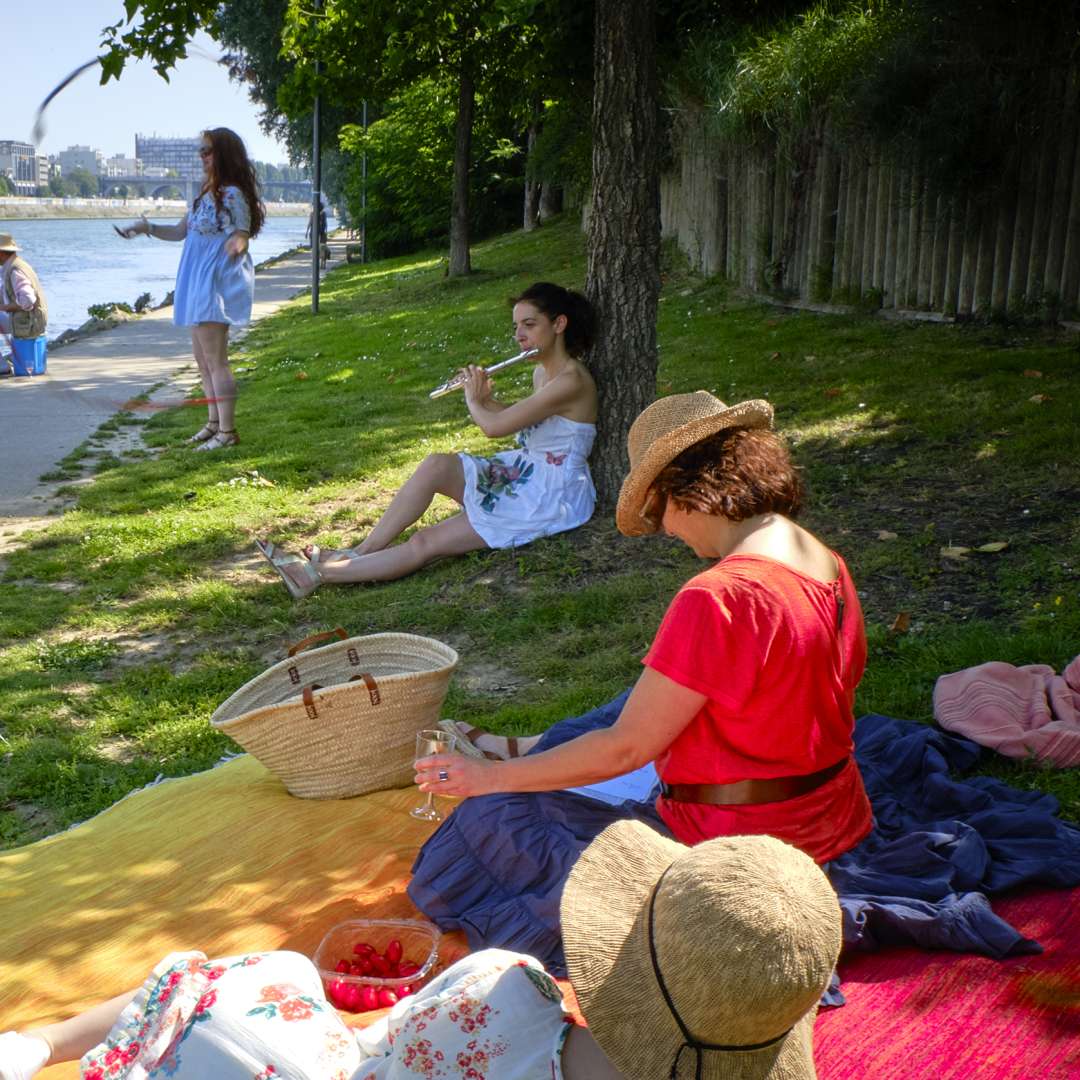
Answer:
[
  {"left": 307, "top": 513, "right": 487, "bottom": 585},
  {"left": 15, "top": 989, "right": 136, "bottom": 1070},
  {"left": 192, "top": 322, "right": 236, "bottom": 432},
  {"left": 189, "top": 329, "right": 218, "bottom": 429},
  {"left": 354, "top": 453, "right": 466, "bottom": 556}
]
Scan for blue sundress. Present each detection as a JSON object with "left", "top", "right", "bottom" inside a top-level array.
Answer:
[{"left": 172, "top": 185, "right": 254, "bottom": 327}]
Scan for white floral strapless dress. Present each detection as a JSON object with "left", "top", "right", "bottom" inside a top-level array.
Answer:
[{"left": 458, "top": 414, "right": 596, "bottom": 549}]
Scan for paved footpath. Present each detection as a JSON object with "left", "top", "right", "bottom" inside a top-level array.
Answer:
[{"left": 0, "top": 246, "right": 344, "bottom": 520}]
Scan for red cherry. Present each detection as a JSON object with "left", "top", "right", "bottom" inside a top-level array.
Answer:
[
  {"left": 398, "top": 984, "right": 414, "bottom": 996},
  {"left": 385, "top": 939, "right": 403, "bottom": 965},
  {"left": 350, "top": 961, "right": 365, "bottom": 976},
  {"left": 398, "top": 961, "right": 420, "bottom": 977},
  {"left": 326, "top": 979, "right": 348, "bottom": 1007},
  {"left": 334, "top": 960, "right": 349, "bottom": 974},
  {"left": 353, "top": 941, "right": 375, "bottom": 956},
  {"left": 342, "top": 983, "right": 362, "bottom": 1012},
  {"left": 360, "top": 985, "right": 379, "bottom": 1011},
  {"left": 369, "top": 955, "right": 390, "bottom": 977},
  {"left": 377, "top": 988, "right": 399, "bottom": 1008}
]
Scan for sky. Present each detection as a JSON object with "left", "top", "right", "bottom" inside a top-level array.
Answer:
[{"left": 8, "top": 1, "right": 292, "bottom": 165}]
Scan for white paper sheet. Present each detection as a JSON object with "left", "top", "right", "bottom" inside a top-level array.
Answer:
[{"left": 565, "top": 762, "right": 659, "bottom": 807}]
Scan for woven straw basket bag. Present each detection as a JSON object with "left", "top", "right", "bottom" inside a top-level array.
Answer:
[{"left": 210, "top": 628, "right": 459, "bottom": 799}]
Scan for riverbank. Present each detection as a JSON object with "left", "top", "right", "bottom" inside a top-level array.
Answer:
[{"left": 0, "top": 197, "right": 315, "bottom": 221}]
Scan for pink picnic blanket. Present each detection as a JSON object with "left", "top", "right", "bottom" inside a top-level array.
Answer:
[{"left": 934, "top": 654, "right": 1080, "bottom": 767}]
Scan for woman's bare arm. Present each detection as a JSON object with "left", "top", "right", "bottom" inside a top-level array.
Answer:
[
  {"left": 466, "top": 367, "right": 591, "bottom": 438},
  {"left": 416, "top": 666, "right": 706, "bottom": 797},
  {"left": 147, "top": 215, "right": 188, "bottom": 242}
]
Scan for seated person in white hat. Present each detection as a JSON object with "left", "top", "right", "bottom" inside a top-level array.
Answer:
[
  {"left": 409, "top": 391, "right": 873, "bottom": 970},
  {"left": 0, "top": 825, "right": 841, "bottom": 1080},
  {"left": 0, "top": 234, "right": 48, "bottom": 376}
]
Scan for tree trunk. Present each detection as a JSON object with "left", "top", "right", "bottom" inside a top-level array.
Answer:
[
  {"left": 448, "top": 68, "right": 474, "bottom": 277},
  {"left": 523, "top": 116, "right": 541, "bottom": 232},
  {"left": 539, "top": 183, "right": 562, "bottom": 220},
  {"left": 585, "top": 0, "right": 661, "bottom": 509}
]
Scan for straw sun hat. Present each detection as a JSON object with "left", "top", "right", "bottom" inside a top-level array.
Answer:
[
  {"left": 0, "top": 234, "right": 20, "bottom": 253},
  {"left": 561, "top": 821, "right": 841, "bottom": 1080},
  {"left": 615, "top": 392, "right": 774, "bottom": 537}
]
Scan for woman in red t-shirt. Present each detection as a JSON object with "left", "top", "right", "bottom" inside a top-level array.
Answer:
[
  {"left": 410, "top": 391, "right": 873, "bottom": 973},
  {"left": 416, "top": 390, "right": 873, "bottom": 863}
]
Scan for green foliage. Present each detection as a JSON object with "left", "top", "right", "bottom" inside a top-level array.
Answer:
[
  {"left": 63, "top": 167, "right": 99, "bottom": 198},
  {"left": 674, "top": 0, "right": 1080, "bottom": 196},
  {"left": 32, "top": 639, "right": 120, "bottom": 672},
  {"left": 87, "top": 301, "right": 134, "bottom": 320},
  {"left": 527, "top": 98, "right": 591, "bottom": 194},
  {"left": 338, "top": 76, "right": 523, "bottom": 257}
]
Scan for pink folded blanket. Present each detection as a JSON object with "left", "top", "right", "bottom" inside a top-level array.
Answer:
[{"left": 933, "top": 654, "right": 1080, "bottom": 766}]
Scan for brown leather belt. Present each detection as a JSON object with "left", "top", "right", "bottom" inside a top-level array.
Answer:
[{"left": 660, "top": 757, "right": 849, "bottom": 807}]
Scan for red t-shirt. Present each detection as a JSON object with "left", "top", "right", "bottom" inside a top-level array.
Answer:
[{"left": 644, "top": 553, "right": 872, "bottom": 863}]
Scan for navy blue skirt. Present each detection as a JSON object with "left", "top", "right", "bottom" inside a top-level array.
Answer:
[{"left": 408, "top": 693, "right": 1080, "bottom": 982}]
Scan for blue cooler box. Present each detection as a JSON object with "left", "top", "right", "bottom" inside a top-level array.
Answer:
[{"left": 11, "top": 335, "right": 47, "bottom": 376}]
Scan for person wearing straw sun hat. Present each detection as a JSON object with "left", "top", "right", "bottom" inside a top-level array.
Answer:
[
  {"left": 0, "top": 234, "right": 48, "bottom": 378},
  {"left": 411, "top": 389, "right": 872, "bottom": 974},
  {"left": 0, "top": 824, "right": 840, "bottom": 1080}
]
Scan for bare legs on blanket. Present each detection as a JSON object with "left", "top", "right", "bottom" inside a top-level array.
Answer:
[
  {"left": 0, "top": 990, "right": 135, "bottom": 1080},
  {"left": 262, "top": 453, "right": 490, "bottom": 594}
]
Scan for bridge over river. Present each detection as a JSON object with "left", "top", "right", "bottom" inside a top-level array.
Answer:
[{"left": 99, "top": 176, "right": 314, "bottom": 203}]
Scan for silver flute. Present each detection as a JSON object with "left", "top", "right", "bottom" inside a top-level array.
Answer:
[{"left": 429, "top": 347, "right": 540, "bottom": 399}]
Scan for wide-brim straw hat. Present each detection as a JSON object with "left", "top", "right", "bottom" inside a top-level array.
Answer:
[
  {"left": 616, "top": 392, "right": 774, "bottom": 537},
  {"left": 0, "top": 234, "right": 20, "bottom": 253},
  {"left": 561, "top": 821, "right": 841, "bottom": 1080}
]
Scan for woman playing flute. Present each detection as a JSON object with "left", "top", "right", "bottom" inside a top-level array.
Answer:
[{"left": 257, "top": 282, "right": 598, "bottom": 597}]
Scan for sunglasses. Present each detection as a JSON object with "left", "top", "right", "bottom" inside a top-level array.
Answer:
[{"left": 198, "top": 147, "right": 213, "bottom": 158}]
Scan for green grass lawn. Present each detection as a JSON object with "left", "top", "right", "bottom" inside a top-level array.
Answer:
[{"left": 1, "top": 215, "right": 1077, "bottom": 849}]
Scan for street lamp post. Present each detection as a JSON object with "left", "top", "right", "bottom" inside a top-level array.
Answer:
[{"left": 311, "top": 0, "right": 322, "bottom": 314}]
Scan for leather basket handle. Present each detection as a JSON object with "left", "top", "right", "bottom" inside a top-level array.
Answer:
[
  {"left": 304, "top": 673, "right": 381, "bottom": 709},
  {"left": 287, "top": 627, "right": 348, "bottom": 658}
]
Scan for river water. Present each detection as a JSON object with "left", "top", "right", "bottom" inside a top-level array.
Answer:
[{"left": 0, "top": 214, "right": 332, "bottom": 339}]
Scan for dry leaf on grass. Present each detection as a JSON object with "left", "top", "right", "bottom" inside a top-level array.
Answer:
[
  {"left": 1023, "top": 369, "right": 1043, "bottom": 378},
  {"left": 941, "top": 546, "right": 971, "bottom": 559},
  {"left": 877, "top": 530, "right": 898, "bottom": 541},
  {"left": 824, "top": 387, "right": 842, "bottom": 398},
  {"left": 889, "top": 611, "right": 911, "bottom": 633},
  {"left": 1029, "top": 393, "right": 1051, "bottom": 403},
  {"left": 975, "top": 541, "right": 1009, "bottom": 553}
]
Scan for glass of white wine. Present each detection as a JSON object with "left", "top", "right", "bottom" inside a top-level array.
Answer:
[{"left": 411, "top": 728, "right": 456, "bottom": 821}]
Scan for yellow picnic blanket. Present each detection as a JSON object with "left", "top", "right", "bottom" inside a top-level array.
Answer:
[{"left": 0, "top": 756, "right": 469, "bottom": 1079}]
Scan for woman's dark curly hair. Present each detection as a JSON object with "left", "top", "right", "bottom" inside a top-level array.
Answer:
[
  {"left": 648, "top": 427, "right": 804, "bottom": 523},
  {"left": 511, "top": 282, "right": 595, "bottom": 357},
  {"left": 197, "top": 127, "right": 265, "bottom": 238}
]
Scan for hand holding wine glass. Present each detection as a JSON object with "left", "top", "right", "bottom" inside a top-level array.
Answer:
[{"left": 411, "top": 729, "right": 456, "bottom": 821}]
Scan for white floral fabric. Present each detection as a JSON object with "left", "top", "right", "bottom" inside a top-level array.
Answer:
[
  {"left": 459, "top": 414, "right": 596, "bottom": 549},
  {"left": 82, "top": 949, "right": 573, "bottom": 1080}
]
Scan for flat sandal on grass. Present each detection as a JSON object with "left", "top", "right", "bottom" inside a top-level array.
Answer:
[{"left": 194, "top": 430, "right": 239, "bottom": 451}]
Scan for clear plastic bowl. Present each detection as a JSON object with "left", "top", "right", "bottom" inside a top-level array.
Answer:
[{"left": 313, "top": 917, "right": 441, "bottom": 993}]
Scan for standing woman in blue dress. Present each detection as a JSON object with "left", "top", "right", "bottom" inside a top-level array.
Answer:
[{"left": 119, "top": 128, "right": 265, "bottom": 450}]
